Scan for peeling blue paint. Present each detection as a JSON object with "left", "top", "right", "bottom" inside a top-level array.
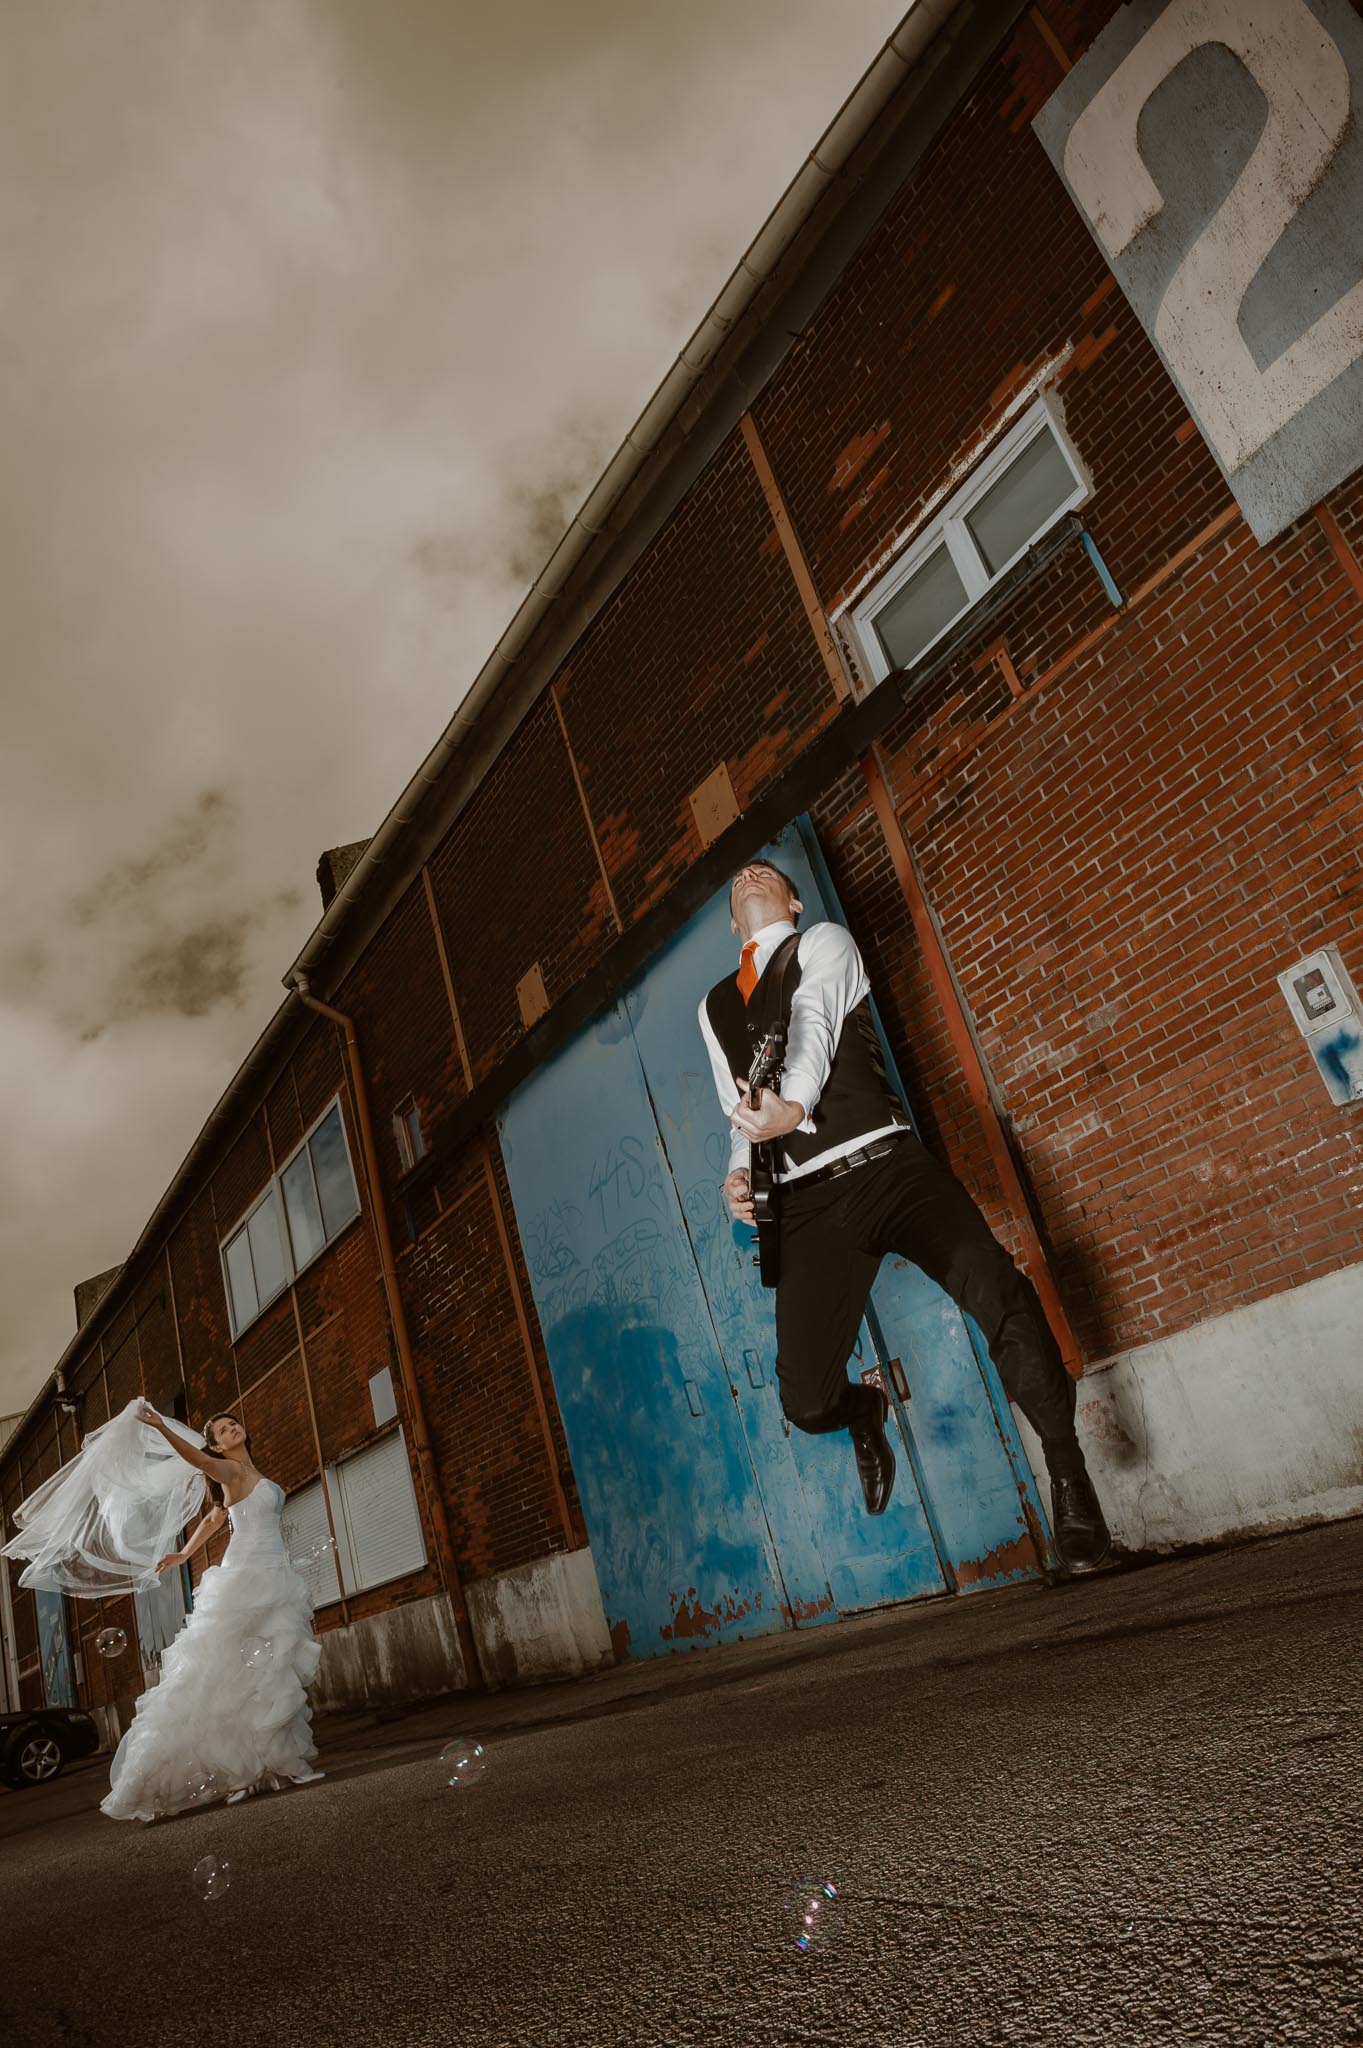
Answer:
[{"left": 503, "top": 1020, "right": 789, "bottom": 1655}]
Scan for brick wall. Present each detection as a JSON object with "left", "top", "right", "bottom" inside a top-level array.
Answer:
[
  {"left": 553, "top": 427, "right": 841, "bottom": 927},
  {"left": 425, "top": 698, "right": 613, "bottom": 1084},
  {"left": 336, "top": 877, "right": 587, "bottom": 1582}
]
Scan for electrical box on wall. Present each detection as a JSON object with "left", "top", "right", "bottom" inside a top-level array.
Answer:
[{"left": 1277, "top": 946, "right": 1363, "bottom": 1105}]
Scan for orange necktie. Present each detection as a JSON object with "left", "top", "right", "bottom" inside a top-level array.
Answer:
[{"left": 737, "top": 940, "right": 760, "bottom": 1004}]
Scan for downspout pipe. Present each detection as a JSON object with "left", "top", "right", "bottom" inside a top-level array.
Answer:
[
  {"left": 288, "top": 973, "right": 486, "bottom": 1694},
  {"left": 0, "top": 1523, "right": 21, "bottom": 1711}
]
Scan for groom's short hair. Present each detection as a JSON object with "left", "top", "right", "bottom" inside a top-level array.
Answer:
[{"left": 727, "top": 859, "right": 802, "bottom": 920}]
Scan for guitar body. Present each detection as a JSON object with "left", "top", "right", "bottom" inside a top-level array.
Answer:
[
  {"left": 749, "top": 1143, "right": 782, "bottom": 1288},
  {"left": 745, "top": 1022, "right": 787, "bottom": 1290}
]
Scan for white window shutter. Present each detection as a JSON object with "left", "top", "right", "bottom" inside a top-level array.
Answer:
[
  {"left": 337, "top": 1429, "right": 427, "bottom": 1592},
  {"left": 280, "top": 1479, "right": 345, "bottom": 1607}
]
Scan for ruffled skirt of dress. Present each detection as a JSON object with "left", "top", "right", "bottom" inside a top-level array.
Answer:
[{"left": 101, "top": 1551, "right": 323, "bottom": 1822}]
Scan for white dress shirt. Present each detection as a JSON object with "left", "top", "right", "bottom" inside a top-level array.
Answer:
[{"left": 697, "top": 918, "right": 908, "bottom": 1183}]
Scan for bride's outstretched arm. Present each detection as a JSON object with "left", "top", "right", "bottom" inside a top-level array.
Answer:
[
  {"left": 135, "top": 1400, "right": 235, "bottom": 1480},
  {"left": 156, "top": 1504, "right": 225, "bottom": 1573}
]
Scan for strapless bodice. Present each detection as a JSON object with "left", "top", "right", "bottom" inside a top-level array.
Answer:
[
  {"left": 223, "top": 1478, "right": 285, "bottom": 1563},
  {"left": 227, "top": 1477, "right": 282, "bottom": 1521}
]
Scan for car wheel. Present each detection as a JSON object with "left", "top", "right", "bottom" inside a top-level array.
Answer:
[{"left": 2, "top": 1730, "right": 66, "bottom": 1788}]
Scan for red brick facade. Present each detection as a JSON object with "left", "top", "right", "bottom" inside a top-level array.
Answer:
[{"left": 6, "top": 0, "right": 1362, "bottom": 1712}]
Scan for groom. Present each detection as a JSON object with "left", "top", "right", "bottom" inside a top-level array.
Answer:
[{"left": 698, "top": 858, "right": 1111, "bottom": 1573}]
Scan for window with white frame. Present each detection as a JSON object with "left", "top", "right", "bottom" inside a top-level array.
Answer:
[
  {"left": 280, "top": 1427, "right": 427, "bottom": 1607},
  {"left": 393, "top": 1095, "right": 427, "bottom": 1174},
  {"left": 848, "top": 396, "right": 1090, "bottom": 686},
  {"left": 219, "top": 1098, "right": 361, "bottom": 1337}
]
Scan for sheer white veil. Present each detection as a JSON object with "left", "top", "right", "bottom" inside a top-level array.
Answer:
[{"left": 1, "top": 1398, "right": 209, "bottom": 1597}]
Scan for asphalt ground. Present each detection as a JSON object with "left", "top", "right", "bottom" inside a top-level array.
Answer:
[{"left": 1, "top": 1516, "right": 1360, "bottom": 2048}]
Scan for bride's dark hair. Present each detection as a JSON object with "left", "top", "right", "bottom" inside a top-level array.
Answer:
[{"left": 201, "top": 1412, "right": 254, "bottom": 1507}]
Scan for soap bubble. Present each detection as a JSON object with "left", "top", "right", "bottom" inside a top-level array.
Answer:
[
  {"left": 290, "top": 1536, "right": 337, "bottom": 1578},
  {"left": 94, "top": 1627, "right": 127, "bottom": 1659},
  {"left": 240, "top": 1636, "right": 273, "bottom": 1672},
  {"left": 785, "top": 1878, "right": 840, "bottom": 1955},
  {"left": 193, "top": 1854, "right": 231, "bottom": 1902},
  {"left": 185, "top": 1766, "right": 223, "bottom": 1805},
  {"left": 439, "top": 1737, "right": 488, "bottom": 1788}
]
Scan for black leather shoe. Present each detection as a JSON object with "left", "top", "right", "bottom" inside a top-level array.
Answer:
[
  {"left": 848, "top": 1387, "right": 896, "bottom": 1516},
  {"left": 1050, "top": 1471, "right": 1112, "bottom": 1572}
]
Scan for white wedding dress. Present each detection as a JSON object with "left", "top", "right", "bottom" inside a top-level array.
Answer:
[{"left": 101, "top": 1477, "right": 324, "bottom": 1823}]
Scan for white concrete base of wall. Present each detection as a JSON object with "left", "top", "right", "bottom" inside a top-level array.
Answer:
[
  {"left": 1014, "top": 1260, "right": 1363, "bottom": 1553},
  {"left": 309, "top": 1586, "right": 468, "bottom": 1713},
  {"left": 307, "top": 1550, "right": 613, "bottom": 1708},
  {"left": 89, "top": 1698, "right": 129, "bottom": 1757},
  {"left": 466, "top": 1545, "right": 614, "bottom": 1689}
]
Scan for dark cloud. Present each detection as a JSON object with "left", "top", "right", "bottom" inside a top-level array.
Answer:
[
  {"left": 502, "top": 423, "right": 620, "bottom": 588},
  {"left": 7, "top": 781, "right": 303, "bottom": 1043},
  {"left": 66, "top": 789, "right": 236, "bottom": 929},
  {"left": 97, "top": 916, "right": 251, "bottom": 1034},
  {"left": 411, "top": 416, "right": 619, "bottom": 596},
  {"left": 73, "top": 883, "right": 303, "bottom": 1040}
]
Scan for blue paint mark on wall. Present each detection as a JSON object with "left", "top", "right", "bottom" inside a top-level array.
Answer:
[
  {"left": 1315, "top": 1025, "right": 1363, "bottom": 1100},
  {"left": 34, "top": 1588, "right": 75, "bottom": 1708}
]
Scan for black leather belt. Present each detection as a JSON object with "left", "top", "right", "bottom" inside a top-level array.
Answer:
[{"left": 783, "top": 1129, "right": 910, "bottom": 1191}]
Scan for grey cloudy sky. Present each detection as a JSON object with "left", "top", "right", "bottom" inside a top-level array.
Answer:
[{"left": 0, "top": 0, "right": 913, "bottom": 1420}]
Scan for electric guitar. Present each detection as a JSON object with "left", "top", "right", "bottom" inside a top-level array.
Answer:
[{"left": 745, "top": 1021, "right": 787, "bottom": 1289}]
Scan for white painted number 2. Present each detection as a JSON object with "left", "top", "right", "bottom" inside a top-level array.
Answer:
[{"left": 1063, "top": 0, "right": 1363, "bottom": 471}]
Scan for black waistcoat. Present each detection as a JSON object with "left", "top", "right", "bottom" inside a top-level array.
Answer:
[{"left": 705, "top": 927, "right": 908, "bottom": 1169}]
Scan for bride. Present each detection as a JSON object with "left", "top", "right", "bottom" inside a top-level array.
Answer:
[
  {"left": 1, "top": 1394, "right": 325, "bottom": 1821},
  {"left": 101, "top": 1402, "right": 326, "bottom": 1821}
]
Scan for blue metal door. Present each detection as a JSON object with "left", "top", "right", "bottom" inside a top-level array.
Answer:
[
  {"left": 497, "top": 1006, "right": 790, "bottom": 1659},
  {"left": 622, "top": 855, "right": 947, "bottom": 1617},
  {"left": 790, "top": 819, "right": 1051, "bottom": 1592},
  {"left": 499, "top": 816, "right": 1045, "bottom": 1661}
]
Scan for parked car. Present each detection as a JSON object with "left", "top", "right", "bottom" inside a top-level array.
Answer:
[{"left": 0, "top": 1707, "right": 101, "bottom": 1789}]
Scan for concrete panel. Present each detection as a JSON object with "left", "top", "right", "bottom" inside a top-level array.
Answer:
[
  {"left": 309, "top": 1589, "right": 467, "bottom": 1713},
  {"left": 465, "top": 1546, "right": 615, "bottom": 1689},
  {"left": 88, "top": 1698, "right": 131, "bottom": 1757},
  {"left": 1014, "top": 1259, "right": 1363, "bottom": 1551}
]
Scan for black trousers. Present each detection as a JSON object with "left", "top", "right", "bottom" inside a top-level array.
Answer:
[{"left": 773, "top": 1131, "right": 1079, "bottom": 1462}]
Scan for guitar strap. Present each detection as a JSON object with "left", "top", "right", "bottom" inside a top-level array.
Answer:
[
  {"left": 759, "top": 930, "right": 804, "bottom": 1048},
  {"left": 749, "top": 931, "right": 804, "bottom": 1288}
]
